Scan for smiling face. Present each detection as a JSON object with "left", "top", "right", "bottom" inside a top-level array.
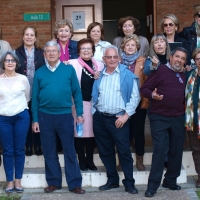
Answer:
[
  {"left": 124, "top": 39, "right": 137, "bottom": 55},
  {"left": 44, "top": 45, "right": 61, "bottom": 66},
  {"left": 79, "top": 43, "right": 93, "bottom": 61},
  {"left": 163, "top": 18, "right": 177, "bottom": 36},
  {"left": 170, "top": 50, "right": 186, "bottom": 71},
  {"left": 90, "top": 25, "right": 101, "bottom": 44},
  {"left": 122, "top": 20, "right": 135, "bottom": 36},
  {"left": 57, "top": 25, "right": 71, "bottom": 43},
  {"left": 103, "top": 48, "right": 119, "bottom": 71},
  {"left": 153, "top": 38, "right": 167, "bottom": 55},
  {"left": 4, "top": 54, "right": 17, "bottom": 73},
  {"left": 23, "top": 28, "right": 36, "bottom": 48}
]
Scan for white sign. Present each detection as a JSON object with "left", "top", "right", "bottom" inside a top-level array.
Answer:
[{"left": 72, "top": 11, "right": 85, "bottom": 30}]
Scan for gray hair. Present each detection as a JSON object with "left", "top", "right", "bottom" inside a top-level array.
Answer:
[
  {"left": 44, "top": 41, "right": 60, "bottom": 52},
  {"left": 171, "top": 47, "right": 188, "bottom": 59},
  {"left": 103, "top": 45, "right": 119, "bottom": 56},
  {"left": 0, "top": 50, "right": 21, "bottom": 70},
  {"left": 0, "top": 40, "right": 12, "bottom": 61}
]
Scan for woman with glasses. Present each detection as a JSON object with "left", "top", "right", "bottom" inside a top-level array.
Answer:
[
  {"left": 0, "top": 51, "right": 30, "bottom": 193},
  {"left": 68, "top": 38, "right": 104, "bottom": 171},
  {"left": 185, "top": 48, "right": 200, "bottom": 188}
]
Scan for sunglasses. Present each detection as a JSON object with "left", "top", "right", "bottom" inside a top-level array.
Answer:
[
  {"left": 196, "top": 13, "right": 200, "bottom": 18},
  {"left": 163, "top": 23, "right": 174, "bottom": 27}
]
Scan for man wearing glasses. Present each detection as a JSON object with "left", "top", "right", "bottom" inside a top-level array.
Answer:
[
  {"left": 31, "top": 41, "right": 85, "bottom": 194},
  {"left": 92, "top": 45, "right": 140, "bottom": 194},
  {"left": 141, "top": 47, "right": 187, "bottom": 197}
]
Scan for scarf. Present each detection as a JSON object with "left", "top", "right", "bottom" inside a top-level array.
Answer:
[
  {"left": 185, "top": 68, "right": 200, "bottom": 139},
  {"left": 58, "top": 39, "right": 69, "bottom": 62},
  {"left": 78, "top": 57, "right": 98, "bottom": 75},
  {"left": 121, "top": 51, "right": 139, "bottom": 66}
]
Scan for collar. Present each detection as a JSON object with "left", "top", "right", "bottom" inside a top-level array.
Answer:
[
  {"left": 46, "top": 60, "right": 61, "bottom": 72},
  {"left": 103, "top": 65, "right": 120, "bottom": 75}
]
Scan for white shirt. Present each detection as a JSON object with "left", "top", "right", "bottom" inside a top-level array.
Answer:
[
  {"left": 0, "top": 74, "right": 30, "bottom": 116},
  {"left": 46, "top": 60, "right": 60, "bottom": 72}
]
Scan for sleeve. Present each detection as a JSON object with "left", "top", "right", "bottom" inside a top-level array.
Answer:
[
  {"left": 23, "top": 76, "right": 30, "bottom": 102},
  {"left": 144, "top": 57, "right": 159, "bottom": 76},
  {"left": 125, "top": 79, "right": 141, "bottom": 116}
]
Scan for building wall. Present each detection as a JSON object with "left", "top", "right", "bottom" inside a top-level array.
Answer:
[{"left": 0, "top": 0, "right": 51, "bottom": 49}]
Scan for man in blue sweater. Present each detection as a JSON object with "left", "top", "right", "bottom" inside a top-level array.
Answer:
[{"left": 32, "top": 41, "right": 85, "bottom": 194}]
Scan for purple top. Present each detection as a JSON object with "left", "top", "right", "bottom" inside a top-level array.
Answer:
[{"left": 140, "top": 65, "right": 185, "bottom": 116}]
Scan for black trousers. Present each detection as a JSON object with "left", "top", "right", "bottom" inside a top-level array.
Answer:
[
  {"left": 129, "top": 103, "right": 147, "bottom": 156},
  {"left": 147, "top": 113, "right": 185, "bottom": 191},
  {"left": 93, "top": 111, "right": 135, "bottom": 187}
]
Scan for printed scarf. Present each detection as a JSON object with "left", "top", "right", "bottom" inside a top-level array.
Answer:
[
  {"left": 121, "top": 51, "right": 139, "bottom": 66},
  {"left": 78, "top": 57, "right": 98, "bottom": 75}
]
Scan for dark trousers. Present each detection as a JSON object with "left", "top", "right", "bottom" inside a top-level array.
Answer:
[
  {"left": 187, "top": 124, "right": 200, "bottom": 177},
  {"left": 129, "top": 103, "right": 147, "bottom": 156},
  {"left": 147, "top": 113, "right": 185, "bottom": 191},
  {"left": 0, "top": 110, "right": 29, "bottom": 181},
  {"left": 93, "top": 111, "right": 135, "bottom": 187},
  {"left": 74, "top": 137, "right": 95, "bottom": 166},
  {"left": 26, "top": 101, "right": 41, "bottom": 148},
  {"left": 38, "top": 111, "right": 82, "bottom": 190}
]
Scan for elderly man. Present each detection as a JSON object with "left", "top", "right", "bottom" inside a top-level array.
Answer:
[
  {"left": 32, "top": 41, "right": 85, "bottom": 194},
  {"left": 141, "top": 47, "right": 187, "bottom": 197},
  {"left": 92, "top": 45, "right": 140, "bottom": 194}
]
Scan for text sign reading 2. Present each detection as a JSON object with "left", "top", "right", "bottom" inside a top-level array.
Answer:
[{"left": 23, "top": 12, "right": 50, "bottom": 21}]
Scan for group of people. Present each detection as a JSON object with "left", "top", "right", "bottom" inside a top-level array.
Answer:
[{"left": 0, "top": 5, "right": 200, "bottom": 198}]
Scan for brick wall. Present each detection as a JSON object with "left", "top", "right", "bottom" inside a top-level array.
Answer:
[
  {"left": 156, "top": 0, "right": 200, "bottom": 33},
  {"left": 0, "top": 0, "right": 51, "bottom": 49}
]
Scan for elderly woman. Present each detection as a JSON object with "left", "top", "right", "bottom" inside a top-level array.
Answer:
[
  {"left": 113, "top": 16, "right": 149, "bottom": 57},
  {"left": 0, "top": 51, "right": 30, "bottom": 193},
  {"left": 15, "top": 26, "right": 45, "bottom": 156},
  {"left": 87, "top": 22, "right": 111, "bottom": 62},
  {"left": 68, "top": 38, "right": 104, "bottom": 171},
  {"left": 185, "top": 48, "right": 200, "bottom": 188},
  {"left": 120, "top": 34, "right": 148, "bottom": 170}
]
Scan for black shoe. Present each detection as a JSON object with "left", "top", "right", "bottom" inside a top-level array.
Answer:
[
  {"left": 162, "top": 183, "right": 181, "bottom": 190},
  {"left": 99, "top": 182, "right": 119, "bottom": 191},
  {"left": 34, "top": 146, "right": 43, "bottom": 156},
  {"left": 79, "top": 165, "right": 88, "bottom": 171},
  {"left": 25, "top": 146, "right": 33, "bottom": 156},
  {"left": 125, "top": 186, "right": 138, "bottom": 194},
  {"left": 145, "top": 190, "right": 156, "bottom": 197},
  {"left": 86, "top": 163, "right": 97, "bottom": 171}
]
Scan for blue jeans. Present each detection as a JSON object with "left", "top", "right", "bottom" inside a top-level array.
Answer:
[{"left": 0, "top": 109, "right": 30, "bottom": 181}]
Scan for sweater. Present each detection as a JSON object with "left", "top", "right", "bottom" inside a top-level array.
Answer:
[
  {"left": 140, "top": 65, "right": 185, "bottom": 116},
  {"left": 32, "top": 62, "right": 83, "bottom": 122}
]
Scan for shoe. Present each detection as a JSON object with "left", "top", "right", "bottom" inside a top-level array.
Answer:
[
  {"left": 99, "top": 182, "right": 119, "bottom": 191},
  {"left": 145, "top": 190, "right": 156, "bottom": 197},
  {"left": 162, "top": 183, "right": 181, "bottom": 190},
  {"left": 86, "top": 163, "right": 97, "bottom": 171},
  {"left": 25, "top": 146, "right": 33, "bottom": 156},
  {"left": 70, "top": 187, "right": 85, "bottom": 194},
  {"left": 80, "top": 165, "right": 88, "bottom": 171},
  {"left": 44, "top": 185, "right": 61, "bottom": 193},
  {"left": 136, "top": 155, "right": 145, "bottom": 171},
  {"left": 5, "top": 188, "right": 14, "bottom": 193},
  {"left": 34, "top": 146, "right": 43, "bottom": 156},
  {"left": 125, "top": 186, "right": 138, "bottom": 194},
  {"left": 15, "top": 187, "right": 24, "bottom": 193}
]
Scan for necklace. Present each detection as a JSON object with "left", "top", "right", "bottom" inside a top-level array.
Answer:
[{"left": 4, "top": 72, "right": 16, "bottom": 78}]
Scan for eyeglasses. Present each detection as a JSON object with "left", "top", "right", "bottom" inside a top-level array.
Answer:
[
  {"left": 196, "top": 13, "right": 200, "bottom": 18},
  {"left": 175, "top": 73, "right": 183, "bottom": 83},
  {"left": 45, "top": 50, "right": 59, "bottom": 54},
  {"left": 80, "top": 47, "right": 92, "bottom": 52},
  {"left": 195, "top": 58, "right": 200, "bottom": 62},
  {"left": 103, "top": 56, "right": 119, "bottom": 60},
  {"left": 4, "top": 59, "right": 16, "bottom": 63},
  {"left": 163, "top": 23, "right": 175, "bottom": 27}
]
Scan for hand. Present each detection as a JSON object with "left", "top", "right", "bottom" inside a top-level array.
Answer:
[
  {"left": 152, "top": 88, "right": 163, "bottom": 100},
  {"left": 184, "top": 65, "right": 192, "bottom": 71},
  {"left": 94, "top": 71, "right": 100, "bottom": 79},
  {"left": 115, "top": 113, "right": 129, "bottom": 128},
  {"left": 77, "top": 116, "right": 84, "bottom": 124},
  {"left": 151, "top": 56, "right": 159, "bottom": 67},
  {"left": 32, "top": 122, "right": 40, "bottom": 133}
]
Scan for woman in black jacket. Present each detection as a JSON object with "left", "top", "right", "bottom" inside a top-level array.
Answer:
[{"left": 15, "top": 26, "right": 45, "bottom": 156}]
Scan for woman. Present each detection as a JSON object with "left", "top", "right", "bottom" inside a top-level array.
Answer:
[
  {"left": 185, "top": 48, "right": 200, "bottom": 188},
  {"left": 161, "top": 14, "right": 191, "bottom": 66},
  {"left": 54, "top": 19, "right": 78, "bottom": 62},
  {"left": 113, "top": 16, "right": 149, "bottom": 57},
  {"left": 87, "top": 22, "right": 111, "bottom": 62},
  {"left": 68, "top": 38, "right": 104, "bottom": 171},
  {"left": 15, "top": 26, "right": 45, "bottom": 156},
  {"left": 120, "top": 34, "right": 149, "bottom": 171},
  {"left": 0, "top": 51, "right": 30, "bottom": 192}
]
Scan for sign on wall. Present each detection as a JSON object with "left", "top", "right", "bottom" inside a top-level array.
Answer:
[
  {"left": 23, "top": 12, "right": 50, "bottom": 22},
  {"left": 72, "top": 11, "right": 85, "bottom": 30}
]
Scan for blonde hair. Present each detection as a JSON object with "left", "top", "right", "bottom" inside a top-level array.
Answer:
[
  {"left": 194, "top": 6, "right": 200, "bottom": 18},
  {"left": 160, "top": 14, "right": 180, "bottom": 32},
  {"left": 120, "top": 34, "right": 140, "bottom": 51},
  {"left": 192, "top": 48, "right": 200, "bottom": 60},
  {"left": 0, "top": 40, "right": 12, "bottom": 61}
]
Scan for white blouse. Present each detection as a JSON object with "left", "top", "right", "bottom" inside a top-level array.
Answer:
[{"left": 0, "top": 74, "right": 30, "bottom": 116}]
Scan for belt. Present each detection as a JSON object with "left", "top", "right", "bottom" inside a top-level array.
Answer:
[{"left": 96, "top": 109, "right": 125, "bottom": 117}]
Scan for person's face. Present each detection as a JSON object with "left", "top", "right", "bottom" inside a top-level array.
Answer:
[
  {"left": 163, "top": 18, "right": 177, "bottom": 36},
  {"left": 4, "top": 54, "right": 17, "bottom": 72},
  {"left": 195, "top": 53, "right": 200, "bottom": 70},
  {"left": 102, "top": 48, "right": 119, "bottom": 70},
  {"left": 122, "top": 20, "right": 135, "bottom": 36},
  {"left": 170, "top": 50, "right": 186, "bottom": 71},
  {"left": 124, "top": 39, "right": 137, "bottom": 55},
  {"left": 90, "top": 25, "right": 101, "bottom": 43},
  {"left": 23, "top": 28, "right": 36, "bottom": 47},
  {"left": 44, "top": 45, "right": 61, "bottom": 64},
  {"left": 79, "top": 43, "right": 93, "bottom": 61},
  {"left": 57, "top": 25, "right": 71, "bottom": 43},
  {"left": 153, "top": 38, "right": 167, "bottom": 55},
  {"left": 195, "top": 12, "right": 200, "bottom": 26}
]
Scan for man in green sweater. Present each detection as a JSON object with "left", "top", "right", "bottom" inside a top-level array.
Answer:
[{"left": 32, "top": 41, "right": 85, "bottom": 194}]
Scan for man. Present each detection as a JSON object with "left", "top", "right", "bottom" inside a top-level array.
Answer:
[
  {"left": 92, "top": 45, "right": 140, "bottom": 194},
  {"left": 32, "top": 41, "right": 85, "bottom": 194},
  {"left": 141, "top": 47, "right": 187, "bottom": 197}
]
